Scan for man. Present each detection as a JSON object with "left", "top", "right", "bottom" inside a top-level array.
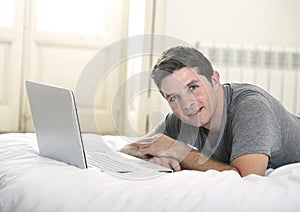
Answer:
[{"left": 121, "top": 46, "right": 300, "bottom": 177}]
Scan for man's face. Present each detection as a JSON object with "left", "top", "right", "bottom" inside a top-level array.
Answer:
[{"left": 160, "top": 67, "right": 220, "bottom": 129}]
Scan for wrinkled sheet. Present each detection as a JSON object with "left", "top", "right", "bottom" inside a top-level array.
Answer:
[{"left": 0, "top": 133, "right": 300, "bottom": 212}]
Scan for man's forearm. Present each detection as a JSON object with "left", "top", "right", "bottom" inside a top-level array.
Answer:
[
  {"left": 171, "top": 142, "right": 240, "bottom": 174},
  {"left": 126, "top": 135, "right": 240, "bottom": 175},
  {"left": 180, "top": 149, "right": 240, "bottom": 174}
]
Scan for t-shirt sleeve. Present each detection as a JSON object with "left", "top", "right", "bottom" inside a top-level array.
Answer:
[
  {"left": 154, "top": 112, "right": 181, "bottom": 139},
  {"left": 155, "top": 113, "right": 201, "bottom": 148},
  {"left": 230, "top": 96, "right": 281, "bottom": 162}
]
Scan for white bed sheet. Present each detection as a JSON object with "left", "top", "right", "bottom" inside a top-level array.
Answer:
[{"left": 0, "top": 133, "right": 300, "bottom": 212}]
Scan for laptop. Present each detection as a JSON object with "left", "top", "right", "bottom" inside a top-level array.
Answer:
[{"left": 25, "top": 80, "right": 172, "bottom": 179}]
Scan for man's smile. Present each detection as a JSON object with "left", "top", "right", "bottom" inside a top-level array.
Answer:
[{"left": 186, "top": 106, "right": 204, "bottom": 117}]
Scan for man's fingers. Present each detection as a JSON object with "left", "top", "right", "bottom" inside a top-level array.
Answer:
[
  {"left": 137, "top": 135, "right": 159, "bottom": 143},
  {"left": 139, "top": 142, "right": 151, "bottom": 149},
  {"left": 139, "top": 142, "right": 155, "bottom": 157},
  {"left": 147, "top": 157, "right": 182, "bottom": 172},
  {"left": 170, "top": 159, "right": 181, "bottom": 172}
]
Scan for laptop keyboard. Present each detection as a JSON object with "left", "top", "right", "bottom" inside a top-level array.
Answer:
[{"left": 87, "top": 152, "right": 138, "bottom": 173}]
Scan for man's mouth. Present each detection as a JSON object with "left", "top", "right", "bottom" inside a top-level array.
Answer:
[{"left": 187, "top": 106, "right": 203, "bottom": 117}]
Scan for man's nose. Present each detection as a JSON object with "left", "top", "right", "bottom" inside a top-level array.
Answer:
[{"left": 180, "top": 94, "right": 195, "bottom": 109}]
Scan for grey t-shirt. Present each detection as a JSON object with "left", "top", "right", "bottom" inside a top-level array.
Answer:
[{"left": 155, "top": 83, "right": 300, "bottom": 169}]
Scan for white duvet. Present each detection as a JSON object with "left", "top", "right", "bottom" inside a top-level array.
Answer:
[{"left": 0, "top": 133, "right": 300, "bottom": 212}]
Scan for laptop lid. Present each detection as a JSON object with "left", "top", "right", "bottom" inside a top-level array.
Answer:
[{"left": 26, "top": 80, "right": 87, "bottom": 169}]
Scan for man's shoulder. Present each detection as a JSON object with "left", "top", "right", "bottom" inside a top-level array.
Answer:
[
  {"left": 225, "top": 83, "right": 268, "bottom": 98},
  {"left": 165, "top": 112, "right": 181, "bottom": 124},
  {"left": 223, "top": 83, "right": 290, "bottom": 131},
  {"left": 224, "top": 83, "right": 278, "bottom": 111}
]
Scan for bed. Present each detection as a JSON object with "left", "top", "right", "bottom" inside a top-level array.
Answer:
[{"left": 1, "top": 133, "right": 300, "bottom": 212}]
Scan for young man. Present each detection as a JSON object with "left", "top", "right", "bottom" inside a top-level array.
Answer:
[{"left": 121, "top": 46, "right": 300, "bottom": 177}]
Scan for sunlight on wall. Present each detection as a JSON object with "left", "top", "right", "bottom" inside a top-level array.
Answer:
[
  {"left": 128, "top": 0, "right": 146, "bottom": 37},
  {"left": 0, "top": 0, "right": 14, "bottom": 28},
  {"left": 126, "top": 0, "right": 146, "bottom": 77},
  {"left": 36, "top": 0, "right": 108, "bottom": 35}
]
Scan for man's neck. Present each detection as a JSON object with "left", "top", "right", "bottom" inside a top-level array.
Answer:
[{"left": 209, "top": 85, "right": 224, "bottom": 132}]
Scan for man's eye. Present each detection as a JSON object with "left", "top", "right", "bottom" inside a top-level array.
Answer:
[
  {"left": 189, "top": 85, "right": 199, "bottom": 91},
  {"left": 169, "top": 96, "right": 178, "bottom": 102}
]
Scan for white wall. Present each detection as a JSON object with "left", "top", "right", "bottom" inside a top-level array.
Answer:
[
  {"left": 148, "top": 0, "right": 300, "bottom": 116},
  {"left": 163, "top": 0, "right": 300, "bottom": 47}
]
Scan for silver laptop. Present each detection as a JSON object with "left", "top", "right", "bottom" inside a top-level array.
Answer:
[{"left": 25, "top": 80, "right": 172, "bottom": 179}]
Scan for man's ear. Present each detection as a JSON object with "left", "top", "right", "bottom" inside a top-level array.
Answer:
[{"left": 211, "top": 71, "right": 220, "bottom": 88}]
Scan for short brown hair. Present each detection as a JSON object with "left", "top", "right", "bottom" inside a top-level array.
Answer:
[{"left": 151, "top": 46, "right": 214, "bottom": 89}]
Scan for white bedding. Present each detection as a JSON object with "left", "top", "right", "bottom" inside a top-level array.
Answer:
[{"left": 0, "top": 133, "right": 300, "bottom": 212}]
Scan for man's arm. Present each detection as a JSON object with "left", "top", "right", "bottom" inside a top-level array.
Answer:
[
  {"left": 120, "top": 130, "right": 156, "bottom": 159},
  {"left": 178, "top": 148, "right": 240, "bottom": 173},
  {"left": 231, "top": 154, "right": 268, "bottom": 176},
  {"left": 138, "top": 134, "right": 269, "bottom": 177},
  {"left": 120, "top": 140, "right": 182, "bottom": 171},
  {"left": 178, "top": 148, "right": 268, "bottom": 176},
  {"left": 138, "top": 134, "right": 240, "bottom": 174}
]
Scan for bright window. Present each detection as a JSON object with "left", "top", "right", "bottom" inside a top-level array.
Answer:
[
  {"left": 36, "top": 0, "right": 108, "bottom": 35},
  {"left": 0, "top": 0, "right": 14, "bottom": 28}
]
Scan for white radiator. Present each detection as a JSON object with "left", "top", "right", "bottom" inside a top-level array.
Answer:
[{"left": 196, "top": 42, "right": 300, "bottom": 114}]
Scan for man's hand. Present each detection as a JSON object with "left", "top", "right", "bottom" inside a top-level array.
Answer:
[
  {"left": 139, "top": 134, "right": 192, "bottom": 162},
  {"left": 119, "top": 144, "right": 144, "bottom": 159},
  {"left": 139, "top": 134, "right": 176, "bottom": 158},
  {"left": 147, "top": 157, "right": 181, "bottom": 172},
  {"left": 119, "top": 136, "right": 182, "bottom": 172}
]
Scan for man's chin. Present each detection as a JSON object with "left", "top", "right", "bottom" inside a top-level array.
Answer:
[{"left": 182, "top": 119, "right": 205, "bottom": 128}]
